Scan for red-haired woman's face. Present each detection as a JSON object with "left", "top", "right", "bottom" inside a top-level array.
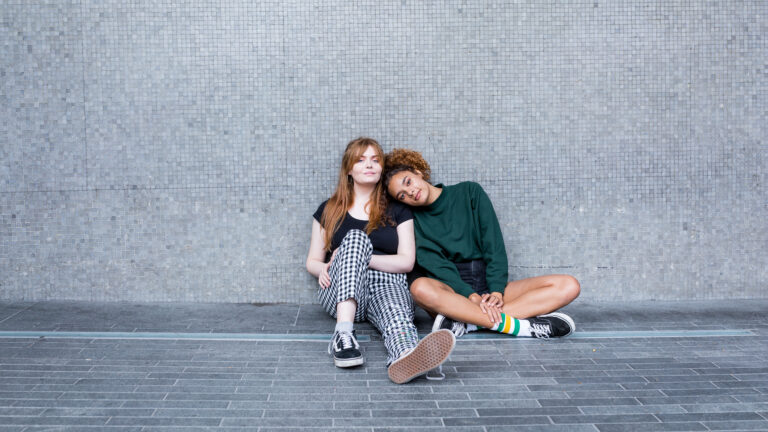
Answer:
[
  {"left": 348, "top": 145, "right": 382, "bottom": 186},
  {"left": 387, "top": 170, "right": 430, "bottom": 206}
]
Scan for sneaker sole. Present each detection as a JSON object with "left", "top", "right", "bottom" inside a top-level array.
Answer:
[
  {"left": 538, "top": 312, "right": 576, "bottom": 337},
  {"left": 334, "top": 356, "right": 364, "bottom": 368},
  {"left": 387, "top": 329, "right": 455, "bottom": 384}
]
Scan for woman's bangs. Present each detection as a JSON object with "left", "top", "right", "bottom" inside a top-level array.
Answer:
[{"left": 346, "top": 142, "right": 382, "bottom": 168}]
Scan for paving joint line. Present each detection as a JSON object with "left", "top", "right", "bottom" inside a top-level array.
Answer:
[{"left": 0, "top": 329, "right": 754, "bottom": 342}]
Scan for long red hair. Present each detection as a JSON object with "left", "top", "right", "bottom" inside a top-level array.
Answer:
[{"left": 320, "top": 137, "right": 391, "bottom": 251}]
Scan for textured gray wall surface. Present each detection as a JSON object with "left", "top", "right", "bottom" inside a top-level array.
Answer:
[{"left": 1, "top": 1, "right": 765, "bottom": 303}]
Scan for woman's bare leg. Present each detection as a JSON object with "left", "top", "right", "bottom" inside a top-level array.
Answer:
[
  {"left": 501, "top": 274, "right": 580, "bottom": 319},
  {"left": 336, "top": 298, "right": 357, "bottom": 323},
  {"left": 411, "top": 274, "right": 580, "bottom": 327},
  {"left": 410, "top": 277, "right": 498, "bottom": 328}
]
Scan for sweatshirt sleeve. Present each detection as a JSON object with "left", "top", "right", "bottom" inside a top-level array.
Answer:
[
  {"left": 416, "top": 236, "right": 475, "bottom": 298},
  {"left": 472, "top": 183, "right": 509, "bottom": 293}
]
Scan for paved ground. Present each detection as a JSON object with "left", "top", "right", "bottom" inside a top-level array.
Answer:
[{"left": 0, "top": 299, "right": 767, "bottom": 431}]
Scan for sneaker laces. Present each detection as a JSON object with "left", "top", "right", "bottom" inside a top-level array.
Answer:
[
  {"left": 451, "top": 321, "right": 466, "bottom": 338},
  {"left": 339, "top": 331, "right": 359, "bottom": 349},
  {"left": 426, "top": 364, "right": 445, "bottom": 380},
  {"left": 328, "top": 331, "right": 359, "bottom": 354},
  {"left": 427, "top": 326, "right": 457, "bottom": 380},
  {"left": 531, "top": 322, "right": 552, "bottom": 339}
]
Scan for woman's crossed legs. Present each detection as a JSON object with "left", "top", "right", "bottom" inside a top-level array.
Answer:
[{"left": 411, "top": 274, "right": 580, "bottom": 336}]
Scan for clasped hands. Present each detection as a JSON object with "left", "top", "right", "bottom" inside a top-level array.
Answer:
[{"left": 469, "top": 291, "right": 504, "bottom": 326}]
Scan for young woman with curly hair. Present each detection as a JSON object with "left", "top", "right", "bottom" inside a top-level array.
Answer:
[
  {"left": 306, "top": 138, "right": 455, "bottom": 383},
  {"left": 383, "top": 148, "right": 580, "bottom": 339}
]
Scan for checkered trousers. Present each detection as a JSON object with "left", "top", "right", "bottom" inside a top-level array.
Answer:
[{"left": 318, "top": 229, "right": 418, "bottom": 365}]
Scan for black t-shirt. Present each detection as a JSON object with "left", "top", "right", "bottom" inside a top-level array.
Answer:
[{"left": 313, "top": 200, "right": 413, "bottom": 261}]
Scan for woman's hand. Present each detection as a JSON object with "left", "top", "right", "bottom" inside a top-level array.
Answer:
[
  {"left": 318, "top": 249, "right": 339, "bottom": 289},
  {"left": 470, "top": 293, "right": 502, "bottom": 326},
  {"left": 482, "top": 292, "right": 504, "bottom": 309},
  {"left": 318, "top": 262, "right": 331, "bottom": 289}
]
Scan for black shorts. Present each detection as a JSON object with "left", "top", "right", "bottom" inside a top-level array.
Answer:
[{"left": 407, "top": 259, "right": 489, "bottom": 295}]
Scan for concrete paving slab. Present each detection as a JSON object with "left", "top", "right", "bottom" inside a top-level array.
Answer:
[{"left": 0, "top": 299, "right": 766, "bottom": 430}]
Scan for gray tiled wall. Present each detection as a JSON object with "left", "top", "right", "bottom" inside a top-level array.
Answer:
[{"left": 1, "top": 1, "right": 765, "bottom": 302}]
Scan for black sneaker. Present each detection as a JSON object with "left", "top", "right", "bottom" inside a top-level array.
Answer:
[
  {"left": 431, "top": 314, "right": 467, "bottom": 338},
  {"left": 529, "top": 312, "right": 575, "bottom": 338},
  {"left": 328, "top": 330, "right": 364, "bottom": 368}
]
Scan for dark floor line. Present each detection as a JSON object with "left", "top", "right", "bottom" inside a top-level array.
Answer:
[{"left": 0, "top": 329, "right": 754, "bottom": 342}]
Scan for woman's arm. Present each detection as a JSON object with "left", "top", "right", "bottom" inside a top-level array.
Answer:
[
  {"left": 306, "top": 219, "right": 329, "bottom": 279},
  {"left": 473, "top": 184, "right": 509, "bottom": 294},
  {"left": 368, "top": 220, "right": 416, "bottom": 274},
  {"left": 417, "top": 238, "right": 475, "bottom": 298}
]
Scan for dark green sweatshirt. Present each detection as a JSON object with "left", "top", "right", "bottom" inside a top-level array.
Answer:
[{"left": 413, "top": 181, "right": 509, "bottom": 298}]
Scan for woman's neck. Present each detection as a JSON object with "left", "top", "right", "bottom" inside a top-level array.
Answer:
[
  {"left": 352, "top": 182, "right": 376, "bottom": 208},
  {"left": 425, "top": 183, "right": 442, "bottom": 205}
]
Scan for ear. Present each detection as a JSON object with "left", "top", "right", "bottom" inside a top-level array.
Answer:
[{"left": 413, "top": 169, "right": 423, "bottom": 178}]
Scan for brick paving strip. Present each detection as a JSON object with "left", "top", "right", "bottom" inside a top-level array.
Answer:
[{"left": 0, "top": 300, "right": 767, "bottom": 431}]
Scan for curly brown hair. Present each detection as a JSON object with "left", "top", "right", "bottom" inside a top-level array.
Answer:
[{"left": 384, "top": 148, "right": 432, "bottom": 187}]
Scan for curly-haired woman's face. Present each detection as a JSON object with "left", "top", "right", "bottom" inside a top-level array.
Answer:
[{"left": 387, "top": 170, "right": 430, "bottom": 206}]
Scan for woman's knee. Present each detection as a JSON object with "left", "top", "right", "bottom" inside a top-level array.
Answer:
[
  {"left": 558, "top": 275, "right": 581, "bottom": 303},
  {"left": 334, "top": 229, "right": 372, "bottom": 263},
  {"left": 410, "top": 279, "right": 442, "bottom": 308},
  {"left": 342, "top": 229, "right": 369, "bottom": 244}
]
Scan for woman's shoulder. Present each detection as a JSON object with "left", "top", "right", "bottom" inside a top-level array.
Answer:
[
  {"left": 313, "top": 199, "right": 330, "bottom": 221},
  {"left": 386, "top": 199, "right": 408, "bottom": 212},
  {"left": 454, "top": 180, "right": 483, "bottom": 189},
  {"left": 386, "top": 200, "right": 413, "bottom": 223},
  {"left": 446, "top": 182, "right": 490, "bottom": 206},
  {"left": 448, "top": 181, "right": 485, "bottom": 194}
]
